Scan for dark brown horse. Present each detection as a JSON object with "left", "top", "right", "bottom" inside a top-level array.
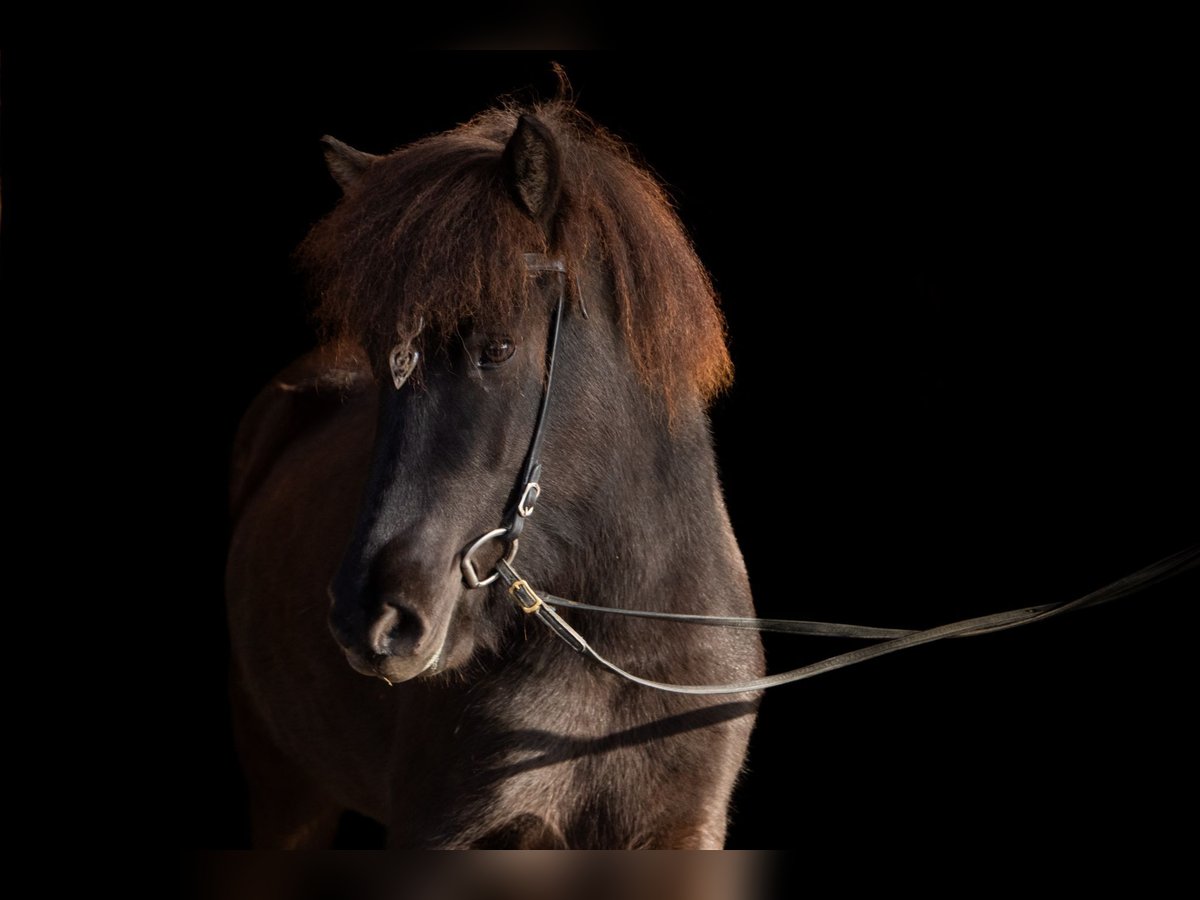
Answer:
[{"left": 226, "top": 100, "right": 765, "bottom": 848}]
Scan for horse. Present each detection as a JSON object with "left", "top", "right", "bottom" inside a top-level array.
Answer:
[{"left": 225, "top": 100, "right": 765, "bottom": 849}]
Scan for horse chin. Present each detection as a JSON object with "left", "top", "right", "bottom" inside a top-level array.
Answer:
[{"left": 341, "top": 637, "right": 449, "bottom": 684}]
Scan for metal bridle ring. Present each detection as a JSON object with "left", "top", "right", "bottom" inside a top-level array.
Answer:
[
  {"left": 461, "top": 528, "right": 519, "bottom": 589},
  {"left": 517, "top": 482, "right": 541, "bottom": 518}
]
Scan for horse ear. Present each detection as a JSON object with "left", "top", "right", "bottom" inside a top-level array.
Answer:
[
  {"left": 502, "top": 114, "right": 563, "bottom": 231},
  {"left": 321, "top": 135, "right": 380, "bottom": 192}
]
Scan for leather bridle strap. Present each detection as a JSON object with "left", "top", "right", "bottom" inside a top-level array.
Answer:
[
  {"left": 530, "top": 596, "right": 917, "bottom": 639},
  {"left": 505, "top": 254, "right": 567, "bottom": 542},
  {"left": 495, "top": 544, "right": 1197, "bottom": 695},
  {"left": 459, "top": 254, "right": 566, "bottom": 589}
]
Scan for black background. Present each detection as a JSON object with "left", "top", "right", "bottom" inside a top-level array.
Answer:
[{"left": 22, "top": 51, "right": 1193, "bottom": 849}]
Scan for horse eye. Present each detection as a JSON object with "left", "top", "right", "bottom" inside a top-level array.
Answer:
[{"left": 478, "top": 338, "right": 516, "bottom": 368}]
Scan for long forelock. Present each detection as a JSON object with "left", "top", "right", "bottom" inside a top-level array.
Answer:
[{"left": 299, "top": 101, "right": 732, "bottom": 412}]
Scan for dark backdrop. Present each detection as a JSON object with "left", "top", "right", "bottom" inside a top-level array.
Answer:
[{"left": 125, "top": 52, "right": 1194, "bottom": 848}]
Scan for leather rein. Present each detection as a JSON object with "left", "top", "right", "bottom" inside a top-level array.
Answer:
[{"left": 448, "top": 253, "right": 1199, "bottom": 695}]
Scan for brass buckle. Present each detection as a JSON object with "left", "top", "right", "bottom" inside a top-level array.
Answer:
[{"left": 507, "top": 579, "right": 544, "bottom": 614}]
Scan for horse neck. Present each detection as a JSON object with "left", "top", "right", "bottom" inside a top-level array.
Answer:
[{"left": 544, "top": 398, "right": 751, "bottom": 620}]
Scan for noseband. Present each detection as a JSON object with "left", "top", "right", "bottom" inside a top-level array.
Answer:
[{"left": 447, "top": 252, "right": 1198, "bottom": 694}]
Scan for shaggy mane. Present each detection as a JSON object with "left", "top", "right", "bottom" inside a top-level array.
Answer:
[{"left": 299, "top": 100, "right": 732, "bottom": 410}]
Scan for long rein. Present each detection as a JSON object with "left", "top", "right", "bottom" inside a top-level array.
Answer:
[{"left": 449, "top": 254, "right": 1198, "bottom": 695}]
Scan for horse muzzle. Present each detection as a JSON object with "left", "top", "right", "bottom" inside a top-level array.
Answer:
[{"left": 327, "top": 582, "right": 453, "bottom": 684}]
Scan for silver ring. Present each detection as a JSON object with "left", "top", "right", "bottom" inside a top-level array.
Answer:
[{"left": 461, "top": 528, "right": 518, "bottom": 588}]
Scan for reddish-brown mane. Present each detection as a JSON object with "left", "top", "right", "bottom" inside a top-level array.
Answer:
[{"left": 298, "top": 100, "right": 732, "bottom": 410}]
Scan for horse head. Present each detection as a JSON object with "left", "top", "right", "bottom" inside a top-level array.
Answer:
[{"left": 303, "top": 105, "right": 730, "bottom": 685}]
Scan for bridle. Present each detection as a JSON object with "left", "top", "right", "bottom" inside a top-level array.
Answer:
[
  {"left": 443, "top": 253, "right": 1199, "bottom": 695},
  {"left": 459, "top": 253, "right": 567, "bottom": 589}
]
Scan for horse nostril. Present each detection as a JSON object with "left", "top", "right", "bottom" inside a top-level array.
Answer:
[{"left": 369, "top": 602, "right": 428, "bottom": 657}]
